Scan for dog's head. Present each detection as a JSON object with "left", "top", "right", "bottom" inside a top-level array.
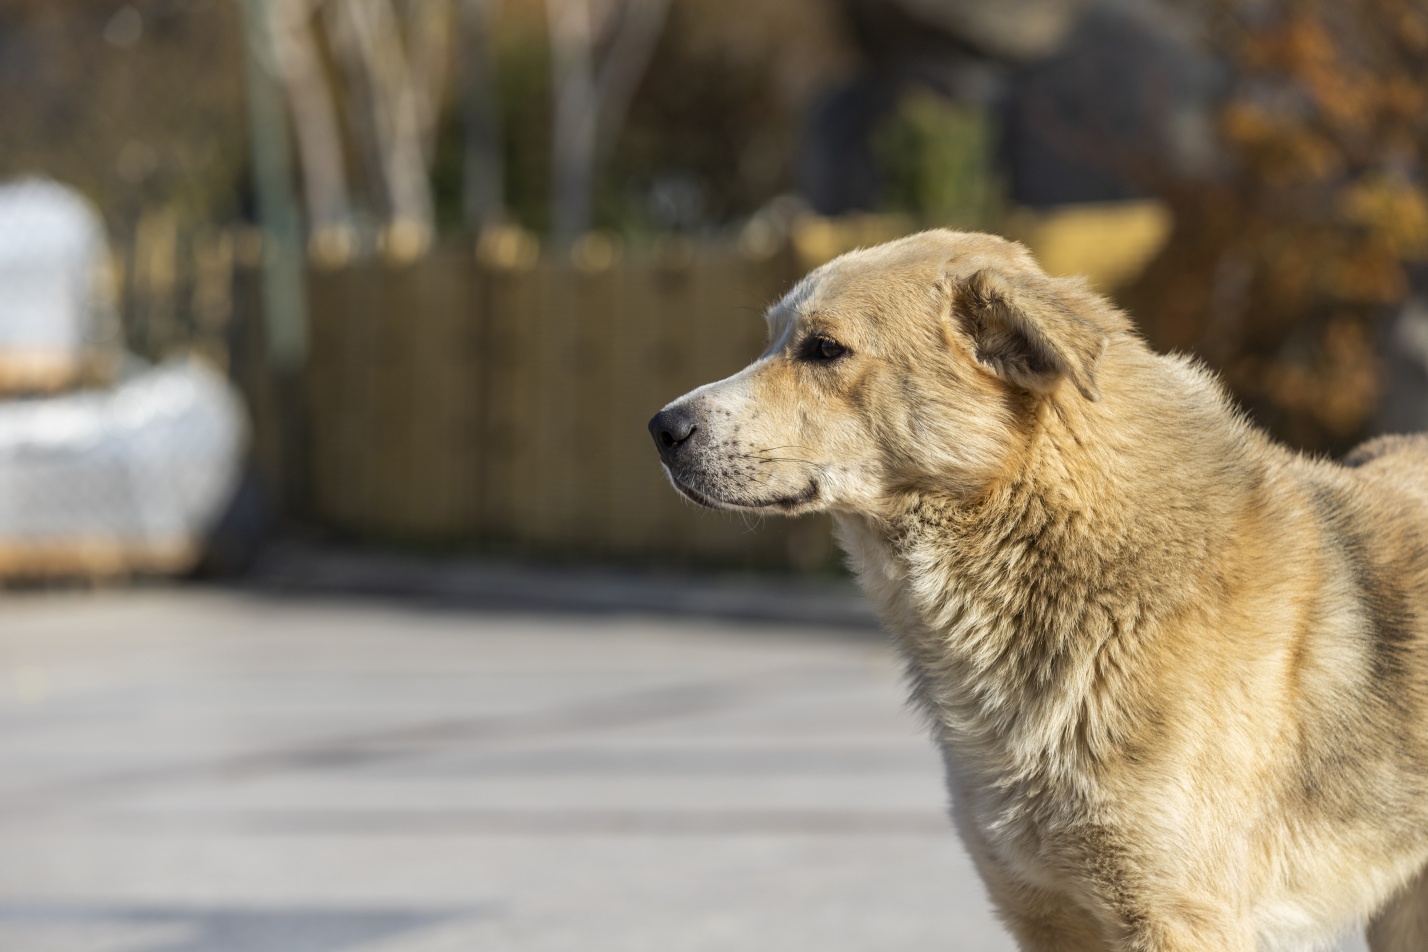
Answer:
[{"left": 648, "top": 230, "right": 1111, "bottom": 517}]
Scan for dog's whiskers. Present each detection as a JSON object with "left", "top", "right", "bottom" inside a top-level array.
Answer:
[{"left": 743, "top": 448, "right": 814, "bottom": 465}]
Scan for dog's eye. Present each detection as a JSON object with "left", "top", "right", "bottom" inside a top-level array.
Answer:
[{"left": 804, "top": 337, "right": 848, "bottom": 362}]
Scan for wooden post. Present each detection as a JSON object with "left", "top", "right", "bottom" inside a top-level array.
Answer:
[
  {"left": 239, "top": 0, "right": 311, "bottom": 521},
  {"left": 474, "top": 242, "right": 542, "bottom": 549}
]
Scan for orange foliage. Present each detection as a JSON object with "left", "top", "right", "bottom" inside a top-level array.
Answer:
[{"left": 1127, "top": 0, "right": 1428, "bottom": 451}]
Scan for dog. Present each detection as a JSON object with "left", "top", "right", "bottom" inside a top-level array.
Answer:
[{"left": 648, "top": 229, "right": 1428, "bottom": 951}]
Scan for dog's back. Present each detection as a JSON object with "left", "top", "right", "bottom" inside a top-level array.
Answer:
[
  {"left": 1336, "top": 433, "right": 1428, "bottom": 599},
  {"left": 1345, "top": 433, "right": 1428, "bottom": 499}
]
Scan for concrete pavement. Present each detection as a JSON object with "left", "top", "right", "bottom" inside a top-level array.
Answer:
[{"left": 0, "top": 586, "right": 1011, "bottom": 952}]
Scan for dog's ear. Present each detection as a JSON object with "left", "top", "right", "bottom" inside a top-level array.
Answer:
[{"left": 951, "top": 268, "right": 1106, "bottom": 401}]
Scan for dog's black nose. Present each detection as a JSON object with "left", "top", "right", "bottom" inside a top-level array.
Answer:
[{"left": 649, "top": 407, "right": 698, "bottom": 461}]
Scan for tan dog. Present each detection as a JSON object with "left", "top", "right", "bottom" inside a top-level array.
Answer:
[{"left": 648, "top": 230, "right": 1428, "bottom": 951}]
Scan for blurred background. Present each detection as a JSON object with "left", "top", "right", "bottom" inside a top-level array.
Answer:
[
  {"left": 0, "top": 0, "right": 1419, "bottom": 949},
  {"left": 3, "top": 0, "right": 1425, "bottom": 578}
]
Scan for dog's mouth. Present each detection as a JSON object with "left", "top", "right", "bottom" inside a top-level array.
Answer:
[{"left": 666, "top": 473, "right": 819, "bottom": 512}]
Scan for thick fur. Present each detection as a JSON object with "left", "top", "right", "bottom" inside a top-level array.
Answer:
[{"left": 650, "top": 230, "right": 1428, "bottom": 951}]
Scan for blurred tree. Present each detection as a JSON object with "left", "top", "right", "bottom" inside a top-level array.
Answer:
[
  {"left": 544, "top": 0, "right": 669, "bottom": 246},
  {"left": 322, "top": 0, "right": 450, "bottom": 260},
  {"left": 268, "top": 0, "right": 353, "bottom": 259},
  {"left": 459, "top": 0, "right": 506, "bottom": 230},
  {"left": 1127, "top": 0, "right": 1428, "bottom": 451},
  {"left": 0, "top": 0, "right": 856, "bottom": 245}
]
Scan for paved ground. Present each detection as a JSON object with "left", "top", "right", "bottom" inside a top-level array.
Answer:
[
  {"left": 0, "top": 585, "right": 1013, "bottom": 952},
  {"left": 0, "top": 582, "right": 1371, "bottom": 951}
]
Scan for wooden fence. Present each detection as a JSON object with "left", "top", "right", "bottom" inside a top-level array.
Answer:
[{"left": 302, "top": 237, "right": 838, "bottom": 570}]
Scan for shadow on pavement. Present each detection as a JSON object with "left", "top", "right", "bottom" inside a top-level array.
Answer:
[
  {"left": 242, "top": 542, "right": 882, "bottom": 634},
  {"left": 0, "top": 904, "right": 476, "bottom": 952}
]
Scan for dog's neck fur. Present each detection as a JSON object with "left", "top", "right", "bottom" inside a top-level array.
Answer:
[{"left": 834, "top": 342, "right": 1271, "bottom": 796}]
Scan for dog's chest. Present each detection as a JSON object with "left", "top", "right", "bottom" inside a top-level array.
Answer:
[
  {"left": 902, "top": 593, "right": 1102, "bottom": 872},
  {"left": 836, "top": 513, "right": 1119, "bottom": 880}
]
